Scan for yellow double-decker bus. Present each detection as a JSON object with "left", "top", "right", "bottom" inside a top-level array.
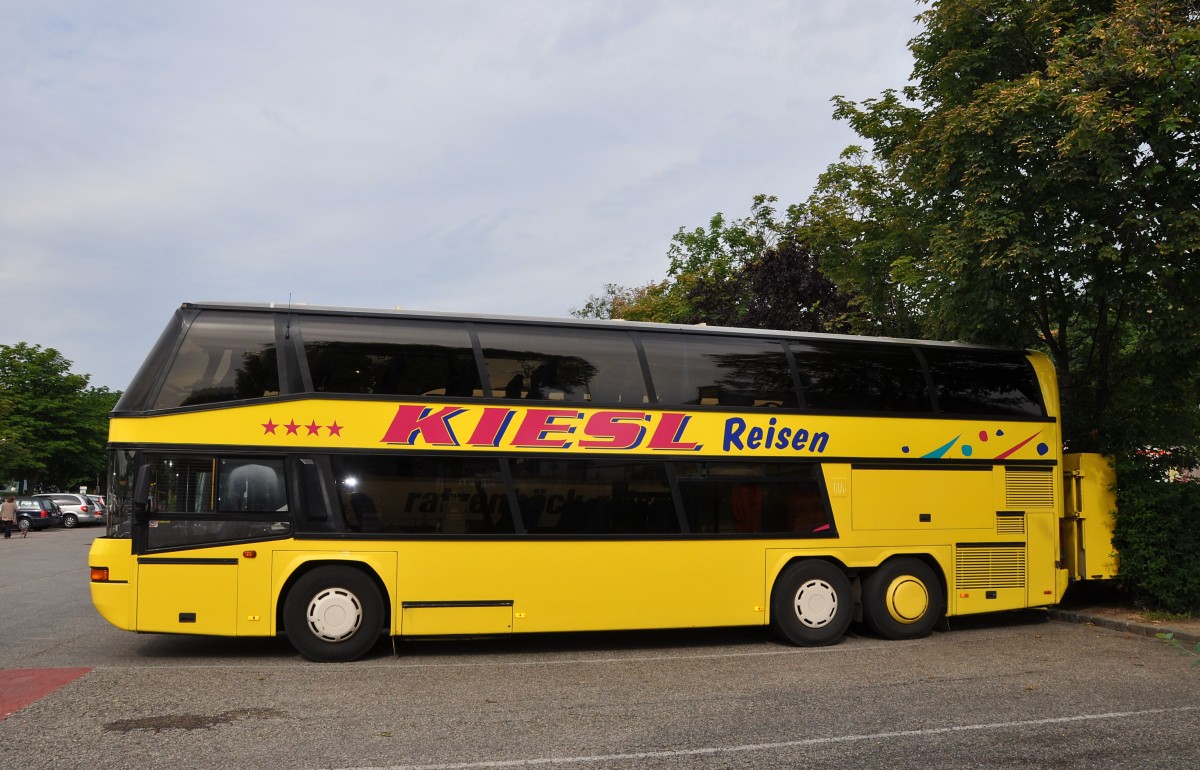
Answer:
[{"left": 88, "top": 302, "right": 1117, "bottom": 661}]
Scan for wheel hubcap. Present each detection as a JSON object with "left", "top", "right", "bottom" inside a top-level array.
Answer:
[
  {"left": 793, "top": 579, "right": 839, "bottom": 628},
  {"left": 306, "top": 587, "right": 363, "bottom": 642},
  {"left": 885, "top": 576, "right": 929, "bottom": 624}
]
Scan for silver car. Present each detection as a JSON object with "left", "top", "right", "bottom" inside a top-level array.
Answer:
[{"left": 34, "top": 493, "right": 104, "bottom": 528}]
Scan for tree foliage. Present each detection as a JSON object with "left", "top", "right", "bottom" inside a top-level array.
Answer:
[
  {"left": 798, "top": 145, "right": 930, "bottom": 338},
  {"left": 573, "top": 195, "right": 858, "bottom": 333},
  {"left": 0, "top": 343, "right": 118, "bottom": 492},
  {"left": 809, "top": 0, "right": 1200, "bottom": 454}
]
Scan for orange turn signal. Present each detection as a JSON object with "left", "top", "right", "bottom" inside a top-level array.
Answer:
[{"left": 90, "top": 567, "right": 109, "bottom": 582}]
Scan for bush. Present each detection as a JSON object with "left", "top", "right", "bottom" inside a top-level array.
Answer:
[{"left": 1112, "top": 454, "right": 1200, "bottom": 615}]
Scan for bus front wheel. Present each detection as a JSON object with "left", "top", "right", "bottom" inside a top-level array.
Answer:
[
  {"left": 861, "top": 557, "right": 944, "bottom": 640},
  {"left": 283, "top": 566, "right": 385, "bottom": 662},
  {"left": 770, "top": 560, "right": 853, "bottom": 646}
]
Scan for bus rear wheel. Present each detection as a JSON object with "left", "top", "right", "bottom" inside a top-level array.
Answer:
[
  {"left": 284, "top": 566, "right": 385, "bottom": 662},
  {"left": 770, "top": 560, "right": 853, "bottom": 646},
  {"left": 862, "top": 557, "right": 944, "bottom": 640}
]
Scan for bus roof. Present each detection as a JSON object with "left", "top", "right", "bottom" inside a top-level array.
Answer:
[{"left": 181, "top": 301, "right": 1028, "bottom": 354}]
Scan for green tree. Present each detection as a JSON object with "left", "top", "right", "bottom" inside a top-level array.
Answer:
[
  {"left": 0, "top": 343, "right": 118, "bottom": 492},
  {"left": 811, "top": 0, "right": 1200, "bottom": 454},
  {"left": 808, "top": 0, "right": 1200, "bottom": 611},
  {"left": 575, "top": 195, "right": 858, "bottom": 332},
  {"left": 799, "top": 145, "right": 930, "bottom": 338},
  {"left": 572, "top": 280, "right": 687, "bottom": 323}
]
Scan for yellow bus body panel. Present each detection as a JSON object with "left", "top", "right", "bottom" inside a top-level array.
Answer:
[
  {"left": 1062, "top": 453, "right": 1118, "bottom": 580},
  {"left": 108, "top": 401, "right": 1058, "bottom": 465},
  {"left": 89, "top": 537, "right": 134, "bottom": 631}
]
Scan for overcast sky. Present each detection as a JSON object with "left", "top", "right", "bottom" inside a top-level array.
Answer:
[{"left": 1, "top": 1, "right": 920, "bottom": 391}]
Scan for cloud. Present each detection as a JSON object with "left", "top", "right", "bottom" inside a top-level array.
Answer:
[{"left": 0, "top": 1, "right": 919, "bottom": 389}]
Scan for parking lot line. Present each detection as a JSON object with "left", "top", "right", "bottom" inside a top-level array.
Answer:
[{"left": 338, "top": 706, "right": 1200, "bottom": 770}]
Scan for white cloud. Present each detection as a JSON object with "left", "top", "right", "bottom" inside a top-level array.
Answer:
[{"left": 0, "top": 0, "right": 920, "bottom": 389}]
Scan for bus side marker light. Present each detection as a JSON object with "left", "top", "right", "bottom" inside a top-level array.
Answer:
[
  {"left": 91, "top": 567, "right": 109, "bottom": 582},
  {"left": 754, "top": 606, "right": 763, "bottom": 613},
  {"left": 515, "top": 612, "right": 527, "bottom": 619},
  {"left": 959, "top": 592, "right": 970, "bottom": 599},
  {"left": 247, "top": 615, "right": 261, "bottom": 622},
  {"left": 243, "top": 550, "right": 257, "bottom": 559}
]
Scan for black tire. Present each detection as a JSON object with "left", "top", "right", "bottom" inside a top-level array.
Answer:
[
  {"left": 862, "top": 557, "right": 944, "bottom": 640},
  {"left": 770, "top": 560, "right": 853, "bottom": 646},
  {"left": 62, "top": 513, "right": 78, "bottom": 529},
  {"left": 18, "top": 518, "right": 31, "bottom": 533},
  {"left": 283, "top": 566, "right": 385, "bottom": 662}
]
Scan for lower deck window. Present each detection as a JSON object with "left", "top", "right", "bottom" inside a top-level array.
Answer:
[
  {"left": 508, "top": 458, "right": 678, "bottom": 535},
  {"left": 135, "top": 451, "right": 836, "bottom": 543},
  {"left": 676, "top": 463, "right": 832, "bottom": 535},
  {"left": 331, "top": 456, "right": 513, "bottom": 534}
]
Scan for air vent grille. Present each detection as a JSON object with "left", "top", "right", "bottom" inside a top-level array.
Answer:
[
  {"left": 996, "top": 514, "right": 1026, "bottom": 535},
  {"left": 1005, "top": 468, "right": 1054, "bottom": 509},
  {"left": 956, "top": 546, "right": 1026, "bottom": 590}
]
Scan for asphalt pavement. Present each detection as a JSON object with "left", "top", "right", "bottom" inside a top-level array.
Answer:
[{"left": 2, "top": 526, "right": 1197, "bottom": 770}]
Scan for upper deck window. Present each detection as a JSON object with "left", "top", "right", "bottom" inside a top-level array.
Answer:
[
  {"left": 300, "top": 317, "right": 480, "bottom": 397},
  {"left": 640, "top": 334, "right": 796, "bottom": 407},
  {"left": 791, "top": 342, "right": 931, "bottom": 413},
  {"left": 923, "top": 348, "right": 1045, "bottom": 417},
  {"left": 477, "top": 325, "right": 646, "bottom": 404},
  {"left": 153, "top": 312, "right": 280, "bottom": 409}
]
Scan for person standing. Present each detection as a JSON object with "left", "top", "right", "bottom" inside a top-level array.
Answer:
[{"left": 0, "top": 496, "right": 17, "bottom": 539}]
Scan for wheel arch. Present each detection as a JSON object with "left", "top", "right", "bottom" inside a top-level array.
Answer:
[{"left": 274, "top": 558, "right": 393, "bottom": 636}]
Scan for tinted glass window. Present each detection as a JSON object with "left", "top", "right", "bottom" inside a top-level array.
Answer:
[
  {"left": 477, "top": 325, "right": 646, "bottom": 404},
  {"left": 301, "top": 317, "right": 480, "bottom": 398},
  {"left": 117, "top": 310, "right": 192, "bottom": 412},
  {"left": 107, "top": 448, "right": 136, "bottom": 538},
  {"left": 330, "top": 455, "right": 511, "bottom": 534},
  {"left": 153, "top": 312, "right": 280, "bottom": 409},
  {"left": 508, "top": 458, "right": 678, "bottom": 534},
  {"left": 640, "top": 335, "right": 796, "bottom": 407},
  {"left": 675, "top": 463, "right": 831, "bottom": 535},
  {"left": 923, "top": 348, "right": 1045, "bottom": 417},
  {"left": 143, "top": 455, "right": 290, "bottom": 550},
  {"left": 791, "top": 342, "right": 931, "bottom": 413}
]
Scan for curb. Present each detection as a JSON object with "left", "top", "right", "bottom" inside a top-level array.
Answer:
[{"left": 1049, "top": 609, "right": 1200, "bottom": 647}]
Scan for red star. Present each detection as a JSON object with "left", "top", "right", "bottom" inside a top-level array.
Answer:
[
  {"left": 327, "top": 421, "right": 343, "bottom": 437},
  {"left": 306, "top": 421, "right": 322, "bottom": 436},
  {"left": 284, "top": 420, "right": 300, "bottom": 435},
  {"left": 262, "top": 419, "right": 278, "bottom": 435}
]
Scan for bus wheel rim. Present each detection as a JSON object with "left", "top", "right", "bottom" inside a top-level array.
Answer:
[
  {"left": 306, "top": 587, "right": 364, "bottom": 642},
  {"left": 794, "top": 579, "right": 839, "bottom": 628},
  {"left": 886, "top": 576, "right": 929, "bottom": 624}
]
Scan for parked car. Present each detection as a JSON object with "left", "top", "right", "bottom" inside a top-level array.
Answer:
[
  {"left": 14, "top": 497, "right": 63, "bottom": 532},
  {"left": 33, "top": 493, "right": 103, "bottom": 528},
  {"left": 87, "top": 495, "right": 108, "bottom": 516}
]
